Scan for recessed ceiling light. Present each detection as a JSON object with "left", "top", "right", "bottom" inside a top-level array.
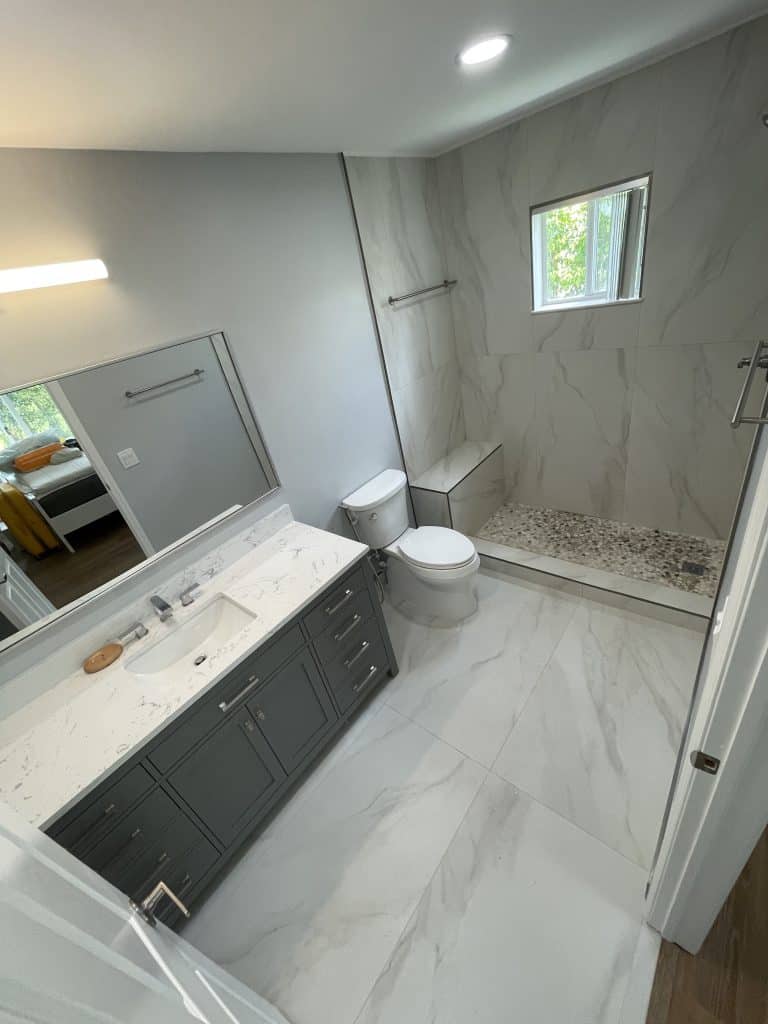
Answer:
[{"left": 458, "top": 35, "right": 510, "bottom": 67}]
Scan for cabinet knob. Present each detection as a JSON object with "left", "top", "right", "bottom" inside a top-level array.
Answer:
[{"left": 255, "top": 707, "right": 266, "bottom": 722}]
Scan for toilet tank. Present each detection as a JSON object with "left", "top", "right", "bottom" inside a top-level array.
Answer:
[{"left": 342, "top": 469, "right": 408, "bottom": 549}]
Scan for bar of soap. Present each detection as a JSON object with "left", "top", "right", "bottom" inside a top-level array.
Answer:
[{"left": 83, "top": 643, "right": 123, "bottom": 674}]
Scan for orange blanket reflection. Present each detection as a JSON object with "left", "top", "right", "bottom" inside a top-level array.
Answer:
[{"left": 0, "top": 482, "right": 61, "bottom": 557}]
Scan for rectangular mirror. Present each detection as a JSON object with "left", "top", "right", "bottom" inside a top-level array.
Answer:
[{"left": 0, "top": 331, "right": 278, "bottom": 646}]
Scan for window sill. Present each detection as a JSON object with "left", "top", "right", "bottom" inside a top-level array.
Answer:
[{"left": 531, "top": 297, "right": 644, "bottom": 315}]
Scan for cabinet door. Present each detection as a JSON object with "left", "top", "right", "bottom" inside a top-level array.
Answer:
[
  {"left": 247, "top": 649, "right": 338, "bottom": 775},
  {"left": 168, "top": 711, "right": 286, "bottom": 846}
]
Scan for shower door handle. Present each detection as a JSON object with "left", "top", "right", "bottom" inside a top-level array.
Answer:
[{"left": 732, "top": 339, "right": 768, "bottom": 428}]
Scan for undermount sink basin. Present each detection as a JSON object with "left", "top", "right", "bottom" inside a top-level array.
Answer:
[{"left": 126, "top": 596, "right": 255, "bottom": 679}]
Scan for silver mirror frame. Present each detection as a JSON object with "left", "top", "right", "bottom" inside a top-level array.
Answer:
[{"left": 0, "top": 329, "right": 280, "bottom": 655}]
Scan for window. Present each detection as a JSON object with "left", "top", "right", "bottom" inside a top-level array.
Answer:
[
  {"left": 531, "top": 175, "right": 650, "bottom": 312},
  {"left": 0, "top": 385, "right": 71, "bottom": 449}
]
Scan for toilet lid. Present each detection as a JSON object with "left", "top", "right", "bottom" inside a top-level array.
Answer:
[{"left": 398, "top": 527, "right": 476, "bottom": 570}]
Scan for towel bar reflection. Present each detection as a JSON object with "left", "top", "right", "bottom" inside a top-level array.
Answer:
[
  {"left": 125, "top": 368, "right": 204, "bottom": 400},
  {"left": 388, "top": 279, "right": 457, "bottom": 306}
]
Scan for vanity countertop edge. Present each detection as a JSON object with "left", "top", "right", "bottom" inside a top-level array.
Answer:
[{"left": 0, "top": 519, "right": 369, "bottom": 830}]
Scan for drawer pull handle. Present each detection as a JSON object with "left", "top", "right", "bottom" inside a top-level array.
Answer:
[
  {"left": 218, "top": 675, "right": 260, "bottom": 713},
  {"left": 73, "top": 801, "right": 118, "bottom": 850},
  {"left": 353, "top": 664, "right": 378, "bottom": 694},
  {"left": 101, "top": 827, "right": 143, "bottom": 872},
  {"left": 135, "top": 851, "right": 171, "bottom": 898},
  {"left": 344, "top": 640, "right": 370, "bottom": 669},
  {"left": 325, "top": 588, "right": 354, "bottom": 616},
  {"left": 334, "top": 613, "right": 361, "bottom": 643}
]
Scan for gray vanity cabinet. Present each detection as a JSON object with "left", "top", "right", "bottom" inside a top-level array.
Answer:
[
  {"left": 47, "top": 555, "right": 398, "bottom": 928},
  {"left": 167, "top": 709, "right": 286, "bottom": 847},
  {"left": 246, "top": 649, "right": 336, "bottom": 775}
]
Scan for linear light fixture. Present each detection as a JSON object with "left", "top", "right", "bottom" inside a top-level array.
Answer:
[{"left": 0, "top": 258, "right": 108, "bottom": 295}]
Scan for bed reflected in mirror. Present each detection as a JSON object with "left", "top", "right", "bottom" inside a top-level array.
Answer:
[{"left": 0, "top": 331, "right": 278, "bottom": 645}]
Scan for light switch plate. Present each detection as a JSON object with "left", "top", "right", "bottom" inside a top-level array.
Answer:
[{"left": 117, "top": 447, "right": 140, "bottom": 469}]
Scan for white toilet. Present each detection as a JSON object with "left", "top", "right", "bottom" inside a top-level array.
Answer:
[{"left": 342, "top": 469, "right": 480, "bottom": 626}]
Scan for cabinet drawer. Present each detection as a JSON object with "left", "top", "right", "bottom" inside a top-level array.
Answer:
[
  {"left": 320, "top": 616, "right": 382, "bottom": 685},
  {"left": 81, "top": 788, "right": 187, "bottom": 886},
  {"left": 325, "top": 637, "right": 389, "bottom": 713},
  {"left": 127, "top": 830, "right": 218, "bottom": 908},
  {"left": 52, "top": 765, "right": 155, "bottom": 856},
  {"left": 312, "top": 591, "right": 375, "bottom": 665},
  {"left": 303, "top": 565, "right": 367, "bottom": 638},
  {"left": 155, "top": 838, "right": 220, "bottom": 927},
  {"left": 149, "top": 624, "right": 304, "bottom": 774}
]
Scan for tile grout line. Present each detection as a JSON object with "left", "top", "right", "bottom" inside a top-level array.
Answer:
[
  {"left": 380, "top": 697, "right": 491, "bottom": 770},
  {"left": 349, "top": 760, "right": 492, "bottom": 1024},
  {"left": 487, "top": 585, "right": 584, "bottom": 776},
  {"left": 488, "top": 766, "right": 650, "bottom": 874}
]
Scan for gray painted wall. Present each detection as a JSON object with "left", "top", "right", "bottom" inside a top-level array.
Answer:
[
  {"left": 347, "top": 18, "right": 767, "bottom": 539},
  {"left": 0, "top": 151, "right": 401, "bottom": 535},
  {"left": 58, "top": 335, "right": 271, "bottom": 551}
]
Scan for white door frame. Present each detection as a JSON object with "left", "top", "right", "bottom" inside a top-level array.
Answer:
[{"left": 647, "top": 424, "right": 768, "bottom": 952}]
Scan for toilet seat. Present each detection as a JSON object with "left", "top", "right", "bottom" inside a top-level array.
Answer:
[{"left": 397, "top": 526, "right": 476, "bottom": 571}]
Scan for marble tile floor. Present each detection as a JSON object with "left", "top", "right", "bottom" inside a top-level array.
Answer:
[
  {"left": 478, "top": 502, "right": 726, "bottom": 598},
  {"left": 184, "top": 570, "right": 704, "bottom": 1024}
]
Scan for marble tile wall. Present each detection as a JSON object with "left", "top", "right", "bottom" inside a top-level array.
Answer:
[
  {"left": 346, "top": 157, "right": 465, "bottom": 479},
  {"left": 433, "top": 16, "right": 768, "bottom": 539}
]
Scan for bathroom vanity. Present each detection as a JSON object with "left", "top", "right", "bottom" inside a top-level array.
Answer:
[{"left": 0, "top": 517, "right": 397, "bottom": 928}]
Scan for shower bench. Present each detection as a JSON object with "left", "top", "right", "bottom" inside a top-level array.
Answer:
[{"left": 409, "top": 441, "right": 503, "bottom": 535}]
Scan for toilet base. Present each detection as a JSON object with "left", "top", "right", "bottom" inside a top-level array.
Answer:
[{"left": 386, "top": 555, "right": 480, "bottom": 627}]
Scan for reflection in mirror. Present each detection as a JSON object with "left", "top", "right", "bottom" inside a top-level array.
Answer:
[{"left": 0, "top": 332, "right": 278, "bottom": 645}]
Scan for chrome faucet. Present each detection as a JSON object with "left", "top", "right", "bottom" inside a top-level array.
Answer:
[
  {"left": 179, "top": 581, "right": 202, "bottom": 607},
  {"left": 150, "top": 594, "right": 173, "bottom": 622}
]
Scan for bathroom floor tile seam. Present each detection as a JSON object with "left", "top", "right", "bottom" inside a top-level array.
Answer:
[
  {"left": 346, "top": 729, "right": 493, "bottom": 1024},
  {"left": 378, "top": 624, "right": 660, "bottom": 875},
  {"left": 376, "top": 583, "right": 579, "bottom": 773},
  {"left": 349, "top": 765, "right": 650, "bottom": 1024}
]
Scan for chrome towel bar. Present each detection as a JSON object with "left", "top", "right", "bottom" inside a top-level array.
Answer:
[
  {"left": 388, "top": 279, "right": 457, "bottom": 306},
  {"left": 125, "top": 368, "right": 204, "bottom": 399},
  {"left": 732, "top": 340, "right": 768, "bottom": 428}
]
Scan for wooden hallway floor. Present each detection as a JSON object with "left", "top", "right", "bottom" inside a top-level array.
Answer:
[{"left": 647, "top": 827, "right": 768, "bottom": 1023}]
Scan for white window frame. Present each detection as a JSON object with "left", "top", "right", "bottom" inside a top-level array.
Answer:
[{"left": 531, "top": 175, "right": 648, "bottom": 312}]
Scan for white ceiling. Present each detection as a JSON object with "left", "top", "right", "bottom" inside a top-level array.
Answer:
[{"left": 2, "top": 0, "right": 766, "bottom": 156}]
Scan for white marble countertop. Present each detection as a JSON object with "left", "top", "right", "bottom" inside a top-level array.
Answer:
[
  {"left": 0, "top": 520, "right": 367, "bottom": 829},
  {"left": 411, "top": 441, "right": 501, "bottom": 493}
]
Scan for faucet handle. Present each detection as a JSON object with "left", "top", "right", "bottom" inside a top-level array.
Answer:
[
  {"left": 180, "top": 582, "right": 202, "bottom": 607},
  {"left": 118, "top": 621, "right": 149, "bottom": 645}
]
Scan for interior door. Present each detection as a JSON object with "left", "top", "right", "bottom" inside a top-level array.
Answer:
[
  {"left": 647, "top": 420, "right": 768, "bottom": 951},
  {"left": 0, "top": 798, "right": 290, "bottom": 1023},
  {"left": 0, "top": 548, "right": 55, "bottom": 629}
]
